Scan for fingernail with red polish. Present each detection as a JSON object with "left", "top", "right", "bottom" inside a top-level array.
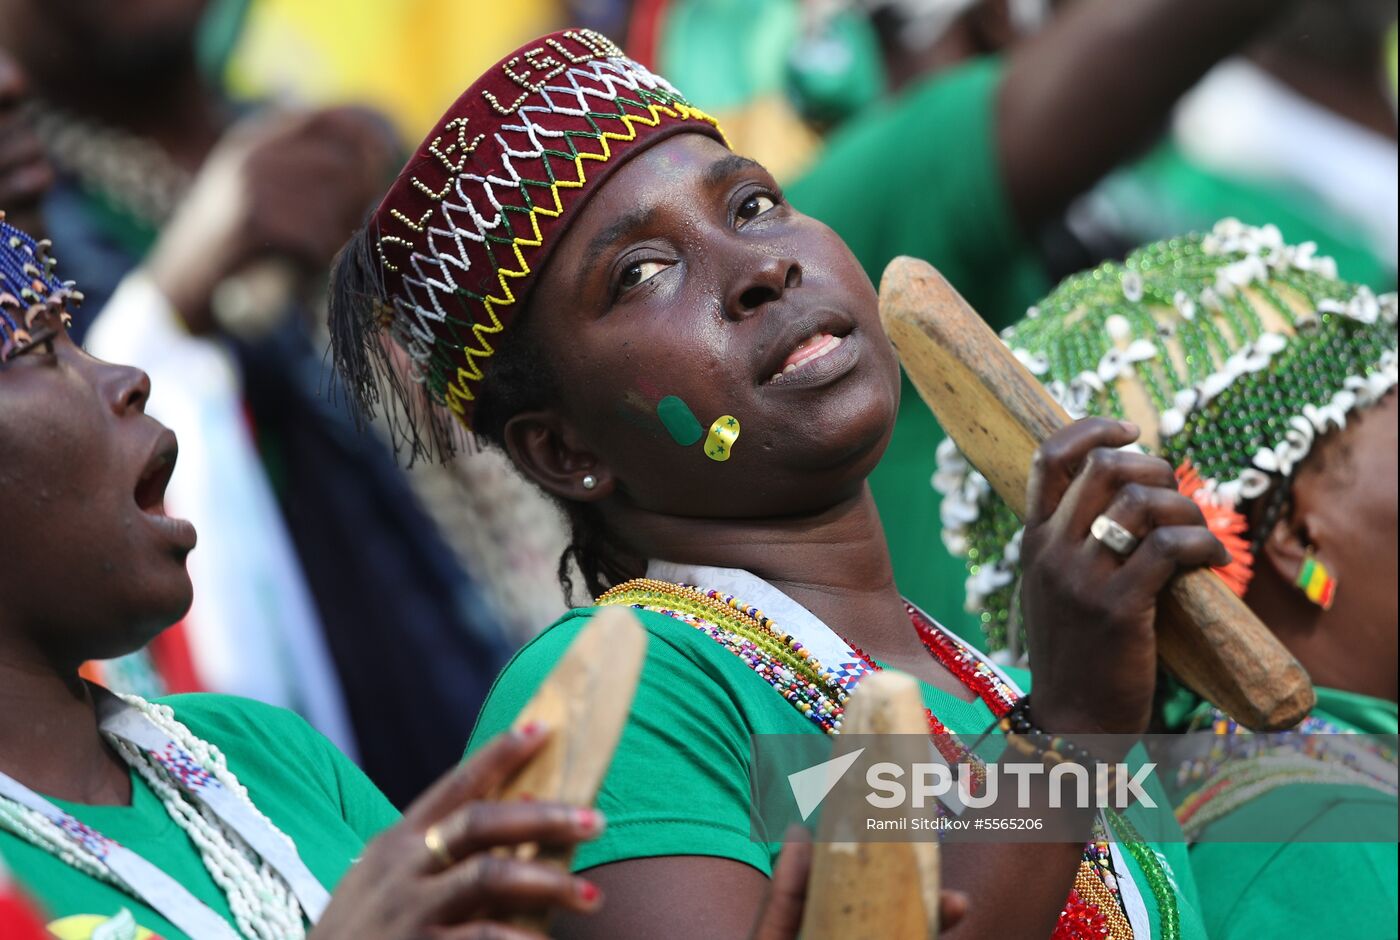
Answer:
[
  {"left": 577, "top": 879, "right": 602, "bottom": 905},
  {"left": 518, "top": 720, "right": 548, "bottom": 739},
  {"left": 575, "top": 808, "right": 604, "bottom": 833}
]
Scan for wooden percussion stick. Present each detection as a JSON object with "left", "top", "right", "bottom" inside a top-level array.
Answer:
[
  {"left": 878, "top": 257, "right": 1313, "bottom": 731},
  {"left": 489, "top": 607, "right": 648, "bottom": 929},
  {"left": 801, "top": 671, "right": 941, "bottom": 940}
]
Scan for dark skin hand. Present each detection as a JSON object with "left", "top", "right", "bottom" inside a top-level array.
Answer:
[
  {"left": 146, "top": 105, "right": 400, "bottom": 334},
  {"left": 312, "top": 724, "right": 606, "bottom": 940},
  {"left": 501, "top": 132, "right": 1226, "bottom": 939},
  {"left": 1246, "top": 390, "right": 1398, "bottom": 703}
]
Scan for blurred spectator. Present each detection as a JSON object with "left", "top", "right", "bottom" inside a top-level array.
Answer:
[
  {"left": 1075, "top": 0, "right": 1398, "bottom": 291},
  {"left": 223, "top": 0, "right": 564, "bottom": 141},
  {"left": 0, "top": 48, "right": 50, "bottom": 237},
  {"left": 0, "top": 0, "right": 512, "bottom": 807},
  {"left": 216, "top": 0, "right": 581, "bottom": 634}
]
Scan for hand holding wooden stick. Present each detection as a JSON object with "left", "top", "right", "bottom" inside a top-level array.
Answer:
[{"left": 878, "top": 257, "right": 1313, "bottom": 731}]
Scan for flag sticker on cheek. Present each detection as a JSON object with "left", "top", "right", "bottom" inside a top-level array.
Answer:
[
  {"left": 657, "top": 395, "right": 705, "bottom": 446},
  {"left": 705, "top": 415, "right": 741, "bottom": 461}
]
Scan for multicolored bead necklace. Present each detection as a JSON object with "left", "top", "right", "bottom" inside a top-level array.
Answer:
[
  {"left": 1172, "top": 710, "right": 1398, "bottom": 842},
  {"left": 595, "top": 578, "right": 1180, "bottom": 939},
  {"left": 595, "top": 579, "right": 848, "bottom": 732}
]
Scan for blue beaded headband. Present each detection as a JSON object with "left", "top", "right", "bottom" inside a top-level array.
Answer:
[{"left": 0, "top": 212, "right": 81, "bottom": 359}]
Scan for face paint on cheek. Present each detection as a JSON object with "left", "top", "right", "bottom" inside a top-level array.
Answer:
[
  {"left": 704, "top": 415, "right": 740, "bottom": 462},
  {"left": 657, "top": 394, "right": 705, "bottom": 446}
]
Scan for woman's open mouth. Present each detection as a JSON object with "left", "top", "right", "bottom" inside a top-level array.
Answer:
[{"left": 135, "top": 432, "right": 198, "bottom": 552}]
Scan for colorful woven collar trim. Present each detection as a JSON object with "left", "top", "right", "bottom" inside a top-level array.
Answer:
[{"left": 368, "top": 29, "right": 725, "bottom": 431}]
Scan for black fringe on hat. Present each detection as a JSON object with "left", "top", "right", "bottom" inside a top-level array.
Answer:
[{"left": 326, "top": 224, "right": 475, "bottom": 466}]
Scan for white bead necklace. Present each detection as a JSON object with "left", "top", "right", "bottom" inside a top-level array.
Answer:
[{"left": 0, "top": 694, "right": 307, "bottom": 939}]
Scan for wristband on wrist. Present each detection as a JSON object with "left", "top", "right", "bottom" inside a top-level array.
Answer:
[{"left": 999, "top": 697, "right": 1119, "bottom": 788}]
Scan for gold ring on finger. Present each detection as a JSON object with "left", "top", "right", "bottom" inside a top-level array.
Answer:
[{"left": 424, "top": 822, "right": 456, "bottom": 871}]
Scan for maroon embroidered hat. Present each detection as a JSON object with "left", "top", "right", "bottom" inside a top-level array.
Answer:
[{"left": 338, "top": 28, "right": 724, "bottom": 445}]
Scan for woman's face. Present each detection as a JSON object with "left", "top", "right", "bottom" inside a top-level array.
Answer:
[
  {"left": 514, "top": 133, "right": 901, "bottom": 518},
  {"left": 0, "top": 309, "right": 196, "bottom": 664}
]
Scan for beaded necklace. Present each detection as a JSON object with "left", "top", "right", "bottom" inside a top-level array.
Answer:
[
  {"left": 1172, "top": 710, "right": 1399, "bottom": 843},
  {"left": 596, "top": 577, "right": 1179, "bottom": 939},
  {"left": 0, "top": 691, "right": 323, "bottom": 938}
]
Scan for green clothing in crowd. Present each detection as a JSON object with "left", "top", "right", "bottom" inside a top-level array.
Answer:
[
  {"left": 0, "top": 695, "right": 399, "bottom": 938},
  {"left": 787, "top": 57, "right": 1049, "bottom": 641},
  {"left": 1184, "top": 686, "right": 1399, "bottom": 939},
  {"left": 1099, "top": 141, "right": 1396, "bottom": 293},
  {"left": 468, "top": 605, "right": 1211, "bottom": 939}
]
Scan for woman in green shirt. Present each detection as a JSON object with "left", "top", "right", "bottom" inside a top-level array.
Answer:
[
  {"left": 0, "top": 214, "right": 614, "bottom": 937},
  {"left": 330, "top": 27, "right": 1233, "bottom": 939},
  {"left": 936, "top": 219, "right": 1397, "bottom": 937}
]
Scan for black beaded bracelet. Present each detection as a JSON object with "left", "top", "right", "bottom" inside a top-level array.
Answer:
[{"left": 999, "top": 697, "right": 1116, "bottom": 784}]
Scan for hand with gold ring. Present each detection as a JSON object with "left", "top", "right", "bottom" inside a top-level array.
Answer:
[
  {"left": 312, "top": 722, "right": 606, "bottom": 939},
  {"left": 1019, "top": 418, "right": 1232, "bottom": 745},
  {"left": 423, "top": 819, "right": 457, "bottom": 871}
]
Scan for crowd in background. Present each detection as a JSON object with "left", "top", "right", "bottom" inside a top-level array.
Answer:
[{"left": 1, "top": 0, "right": 1394, "bottom": 812}]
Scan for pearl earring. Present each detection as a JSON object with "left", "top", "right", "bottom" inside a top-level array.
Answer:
[{"left": 582, "top": 474, "right": 598, "bottom": 491}]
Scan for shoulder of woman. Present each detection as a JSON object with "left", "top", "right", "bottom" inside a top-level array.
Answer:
[
  {"left": 152, "top": 692, "right": 339, "bottom": 767},
  {"left": 467, "top": 605, "right": 813, "bottom": 752}
]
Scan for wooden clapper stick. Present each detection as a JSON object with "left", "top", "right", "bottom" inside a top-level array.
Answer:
[
  {"left": 489, "top": 606, "right": 648, "bottom": 931},
  {"left": 879, "top": 256, "right": 1314, "bottom": 731},
  {"left": 802, "top": 671, "right": 941, "bottom": 940}
]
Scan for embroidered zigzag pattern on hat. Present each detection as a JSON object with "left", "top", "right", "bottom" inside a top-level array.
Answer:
[{"left": 373, "top": 30, "right": 721, "bottom": 425}]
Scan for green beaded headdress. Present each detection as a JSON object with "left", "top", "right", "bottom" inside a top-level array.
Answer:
[{"left": 935, "top": 220, "right": 1398, "bottom": 659}]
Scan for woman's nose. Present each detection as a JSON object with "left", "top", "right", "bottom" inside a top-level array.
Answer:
[
  {"left": 725, "top": 253, "right": 802, "bottom": 320},
  {"left": 100, "top": 361, "right": 151, "bottom": 417}
]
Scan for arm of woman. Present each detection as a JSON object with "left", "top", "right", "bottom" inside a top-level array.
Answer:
[
  {"left": 554, "top": 837, "right": 966, "bottom": 940},
  {"left": 556, "top": 856, "right": 773, "bottom": 940},
  {"left": 1000, "top": 0, "right": 1297, "bottom": 228}
]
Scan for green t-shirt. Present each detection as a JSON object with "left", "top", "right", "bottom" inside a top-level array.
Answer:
[
  {"left": 0, "top": 694, "right": 401, "bottom": 938},
  {"left": 787, "top": 57, "right": 1049, "bottom": 642},
  {"left": 1185, "top": 687, "right": 1400, "bottom": 939},
  {"left": 467, "top": 606, "right": 1208, "bottom": 939}
]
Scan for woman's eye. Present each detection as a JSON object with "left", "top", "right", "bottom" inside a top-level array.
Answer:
[
  {"left": 737, "top": 193, "right": 777, "bottom": 223},
  {"left": 618, "top": 260, "right": 668, "bottom": 293},
  {"left": 3, "top": 336, "right": 55, "bottom": 363},
  {"left": 11, "top": 324, "right": 62, "bottom": 359}
]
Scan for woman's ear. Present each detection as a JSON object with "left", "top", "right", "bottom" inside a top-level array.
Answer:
[
  {"left": 503, "top": 409, "right": 614, "bottom": 502},
  {"left": 1260, "top": 503, "right": 1311, "bottom": 587}
]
